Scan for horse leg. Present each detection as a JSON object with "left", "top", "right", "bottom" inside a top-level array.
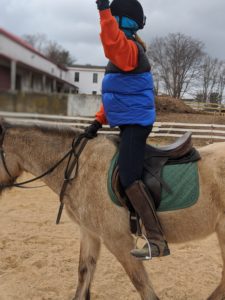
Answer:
[
  {"left": 208, "top": 215, "right": 225, "bottom": 300},
  {"left": 104, "top": 233, "right": 159, "bottom": 300},
  {"left": 73, "top": 229, "right": 101, "bottom": 300}
]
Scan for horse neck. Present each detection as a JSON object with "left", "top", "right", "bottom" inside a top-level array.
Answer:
[{"left": 5, "top": 125, "right": 76, "bottom": 194}]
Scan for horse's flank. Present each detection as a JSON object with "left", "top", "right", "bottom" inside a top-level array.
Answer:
[{"left": 1, "top": 120, "right": 225, "bottom": 300}]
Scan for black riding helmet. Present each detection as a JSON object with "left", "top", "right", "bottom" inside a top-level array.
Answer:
[{"left": 110, "top": 0, "right": 146, "bottom": 29}]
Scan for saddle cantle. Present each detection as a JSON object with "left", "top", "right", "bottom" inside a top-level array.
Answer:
[
  {"left": 110, "top": 131, "right": 201, "bottom": 211},
  {"left": 145, "top": 131, "right": 192, "bottom": 158}
]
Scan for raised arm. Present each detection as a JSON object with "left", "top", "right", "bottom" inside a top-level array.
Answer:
[{"left": 99, "top": 9, "right": 138, "bottom": 71}]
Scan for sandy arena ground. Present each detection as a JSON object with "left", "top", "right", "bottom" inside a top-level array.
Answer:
[{"left": 0, "top": 172, "right": 223, "bottom": 300}]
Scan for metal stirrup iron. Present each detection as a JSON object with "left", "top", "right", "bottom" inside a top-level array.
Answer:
[{"left": 135, "top": 234, "right": 152, "bottom": 260}]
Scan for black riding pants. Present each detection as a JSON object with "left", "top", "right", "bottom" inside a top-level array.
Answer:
[{"left": 118, "top": 124, "right": 152, "bottom": 189}]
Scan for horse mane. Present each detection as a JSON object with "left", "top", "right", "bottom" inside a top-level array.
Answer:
[{"left": 0, "top": 117, "right": 83, "bottom": 138}]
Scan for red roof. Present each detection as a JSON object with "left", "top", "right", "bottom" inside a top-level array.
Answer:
[{"left": 0, "top": 28, "right": 68, "bottom": 71}]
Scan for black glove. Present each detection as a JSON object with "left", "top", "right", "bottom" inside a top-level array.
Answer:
[
  {"left": 84, "top": 120, "right": 102, "bottom": 139},
  {"left": 96, "top": 0, "right": 110, "bottom": 11}
]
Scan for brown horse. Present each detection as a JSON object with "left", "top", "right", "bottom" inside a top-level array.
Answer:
[{"left": 0, "top": 119, "right": 225, "bottom": 300}]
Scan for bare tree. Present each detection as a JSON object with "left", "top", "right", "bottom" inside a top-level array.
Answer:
[
  {"left": 217, "top": 63, "right": 225, "bottom": 103},
  {"left": 196, "top": 57, "right": 225, "bottom": 103},
  {"left": 150, "top": 61, "right": 160, "bottom": 96},
  {"left": 22, "top": 33, "right": 47, "bottom": 52},
  {"left": 200, "top": 56, "right": 222, "bottom": 102},
  {"left": 22, "top": 33, "right": 75, "bottom": 67},
  {"left": 43, "top": 41, "right": 75, "bottom": 66},
  {"left": 148, "top": 33, "right": 204, "bottom": 98}
]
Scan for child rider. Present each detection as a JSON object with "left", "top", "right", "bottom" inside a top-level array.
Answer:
[{"left": 85, "top": 0, "right": 170, "bottom": 260}]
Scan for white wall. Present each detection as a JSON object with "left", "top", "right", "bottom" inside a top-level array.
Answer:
[
  {"left": 68, "top": 67, "right": 105, "bottom": 95},
  {"left": 68, "top": 94, "right": 102, "bottom": 116}
]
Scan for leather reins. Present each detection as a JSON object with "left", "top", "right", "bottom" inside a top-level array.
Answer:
[{"left": 0, "top": 126, "right": 89, "bottom": 224}]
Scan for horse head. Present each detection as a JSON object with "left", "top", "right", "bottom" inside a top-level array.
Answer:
[{"left": 0, "top": 118, "right": 22, "bottom": 193}]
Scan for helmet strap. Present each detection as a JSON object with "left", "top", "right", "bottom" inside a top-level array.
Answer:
[{"left": 118, "top": 16, "right": 123, "bottom": 29}]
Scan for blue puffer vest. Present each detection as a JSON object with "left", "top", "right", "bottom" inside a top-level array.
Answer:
[{"left": 102, "top": 41, "right": 156, "bottom": 127}]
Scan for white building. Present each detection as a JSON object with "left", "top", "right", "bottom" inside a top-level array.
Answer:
[
  {"left": 0, "top": 28, "right": 77, "bottom": 93},
  {"left": 68, "top": 64, "right": 105, "bottom": 95}
]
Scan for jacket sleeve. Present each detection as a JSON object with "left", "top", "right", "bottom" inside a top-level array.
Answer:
[
  {"left": 99, "top": 9, "right": 138, "bottom": 71},
  {"left": 95, "top": 104, "right": 108, "bottom": 125}
]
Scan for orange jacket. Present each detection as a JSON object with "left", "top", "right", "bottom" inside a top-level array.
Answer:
[{"left": 95, "top": 9, "right": 139, "bottom": 125}]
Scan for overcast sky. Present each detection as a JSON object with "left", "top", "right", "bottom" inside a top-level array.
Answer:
[{"left": 1, "top": 0, "right": 225, "bottom": 66}]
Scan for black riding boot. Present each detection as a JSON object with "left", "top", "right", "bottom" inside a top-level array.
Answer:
[{"left": 125, "top": 180, "right": 170, "bottom": 259}]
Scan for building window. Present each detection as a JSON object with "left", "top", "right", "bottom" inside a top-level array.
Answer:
[
  {"left": 93, "top": 73, "right": 98, "bottom": 83},
  {"left": 92, "top": 91, "right": 97, "bottom": 95},
  {"left": 74, "top": 72, "right": 79, "bottom": 82}
]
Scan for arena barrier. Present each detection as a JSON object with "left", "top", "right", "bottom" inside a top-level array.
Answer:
[{"left": 1, "top": 111, "right": 225, "bottom": 141}]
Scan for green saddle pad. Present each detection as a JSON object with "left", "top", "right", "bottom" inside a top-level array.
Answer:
[{"left": 108, "top": 153, "right": 199, "bottom": 212}]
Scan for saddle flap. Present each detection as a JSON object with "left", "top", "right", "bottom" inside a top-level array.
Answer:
[{"left": 111, "top": 166, "right": 127, "bottom": 207}]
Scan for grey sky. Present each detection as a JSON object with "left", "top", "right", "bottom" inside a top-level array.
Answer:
[{"left": 1, "top": 0, "right": 225, "bottom": 65}]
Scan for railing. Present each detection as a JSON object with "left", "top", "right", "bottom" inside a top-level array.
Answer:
[
  {"left": 183, "top": 100, "right": 225, "bottom": 115},
  {"left": 1, "top": 111, "right": 225, "bottom": 141}
]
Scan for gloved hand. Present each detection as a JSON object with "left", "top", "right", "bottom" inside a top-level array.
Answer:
[
  {"left": 96, "top": 0, "right": 110, "bottom": 11},
  {"left": 84, "top": 120, "right": 102, "bottom": 139}
]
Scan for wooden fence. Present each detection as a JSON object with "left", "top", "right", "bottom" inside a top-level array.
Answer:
[
  {"left": 183, "top": 100, "right": 225, "bottom": 115},
  {"left": 1, "top": 111, "right": 225, "bottom": 141}
]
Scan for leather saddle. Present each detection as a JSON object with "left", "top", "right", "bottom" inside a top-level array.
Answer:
[{"left": 111, "top": 132, "right": 201, "bottom": 211}]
